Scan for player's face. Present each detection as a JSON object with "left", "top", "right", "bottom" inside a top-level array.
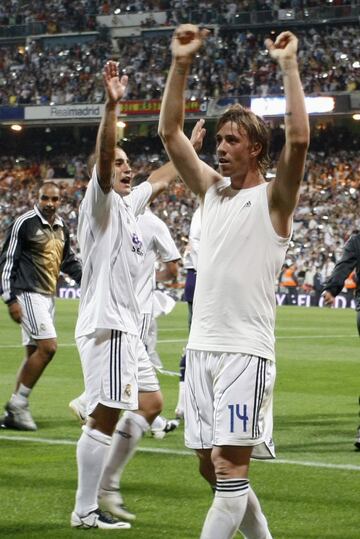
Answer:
[
  {"left": 38, "top": 184, "right": 61, "bottom": 223},
  {"left": 113, "top": 148, "right": 132, "bottom": 197},
  {"left": 216, "top": 121, "right": 255, "bottom": 186}
]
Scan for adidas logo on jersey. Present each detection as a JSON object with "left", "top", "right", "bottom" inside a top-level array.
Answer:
[{"left": 244, "top": 201, "right": 251, "bottom": 207}]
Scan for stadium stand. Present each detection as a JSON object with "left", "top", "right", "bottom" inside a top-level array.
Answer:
[
  {"left": 0, "top": 1, "right": 359, "bottom": 302},
  {"left": 0, "top": 22, "right": 358, "bottom": 105}
]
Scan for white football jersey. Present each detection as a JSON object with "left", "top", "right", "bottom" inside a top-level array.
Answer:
[
  {"left": 135, "top": 207, "right": 180, "bottom": 315},
  {"left": 183, "top": 206, "right": 201, "bottom": 270},
  {"left": 75, "top": 169, "right": 152, "bottom": 338},
  {"left": 188, "top": 179, "right": 290, "bottom": 361}
]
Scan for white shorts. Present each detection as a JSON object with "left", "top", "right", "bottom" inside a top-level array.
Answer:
[
  {"left": 139, "top": 313, "right": 152, "bottom": 344},
  {"left": 184, "top": 350, "right": 276, "bottom": 459},
  {"left": 17, "top": 292, "right": 56, "bottom": 346},
  {"left": 76, "top": 329, "right": 139, "bottom": 415},
  {"left": 136, "top": 335, "right": 160, "bottom": 393}
]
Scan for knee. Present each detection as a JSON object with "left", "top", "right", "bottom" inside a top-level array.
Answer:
[
  {"left": 138, "top": 391, "right": 163, "bottom": 423},
  {"left": 88, "top": 404, "right": 120, "bottom": 435},
  {"left": 212, "top": 452, "right": 234, "bottom": 478},
  {"left": 197, "top": 450, "right": 215, "bottom": 484},
  {"left": 211, "top": 447, "right": 251, "bottom": 479},
  {"left": 37, "top": 340, "right": 57, "bottom": 362}
]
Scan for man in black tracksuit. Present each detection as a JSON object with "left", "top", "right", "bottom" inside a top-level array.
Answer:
[
  {"left": 322, "top": 230, "right": 360, "bottom": 450},
  {"left": 0, "top": 181, "right": 81, "bottom": 431}
]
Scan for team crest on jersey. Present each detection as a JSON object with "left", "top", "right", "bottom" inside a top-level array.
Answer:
[
  {"left": 124, "top": 384, "right": 132, "bottom": 398},
  {"left": 131, "top": 233, "right": 144, "bottom": 256}
]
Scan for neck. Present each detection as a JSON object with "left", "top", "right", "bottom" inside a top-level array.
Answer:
[{"left": 230, "top": 170, "right": 265, "bottom": 190}]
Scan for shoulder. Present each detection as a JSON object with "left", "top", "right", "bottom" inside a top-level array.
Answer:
[
  {"left": 346, "top": 234, "right": 359, "bottom": 250},
  {"left": 127, "top": 182, "right": 152, "bottom": 216},
  {"left": 12, "top": 209, "right": 37, "bottom": 230},
  {"left": 204, "top": 176, "right": 230, "bottom": 199}
]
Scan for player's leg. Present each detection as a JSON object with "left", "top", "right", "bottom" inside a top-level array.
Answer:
[
  {"left": 185, "top": 350, "right": 250, "bottom": 538},
  {"left": 150, "top": 412, "right": 180, "bottom": 438},
  {"left": 14, "top": 337, "right": 57, "bottom": 389},
  {"left": 69, "top": 391, "right": 87, "bottom": 423},
  {"left": 196, "top": 448, "right": 216, "bottom": 488},
  {"left": 239, "top": 487, "right": 273, "bottom": 539},
  {"left": 199, "top": 445, "right": 252, "bottom": 539},
  {"left": 188, "top": 352, "right": 275, "bottom": 539},
  {"left": 72, "top": 329, "right": 136, "bottom": 529},
  {"left": 2, "top": 293, "right": 57, "bottom": 431},
  {"left": 98, "top": 340, "right": 162, "bottom": 520},
  {"left": 14, "top": 292, "right": 57, "bottom": 389},
  {"left": 175, "top": 350, "right": 186, "bottom": 418},
  {"left": 196, "top": 448, "right": 272, "bottom": 539},
  {"left": 72, "top": 403, "right": 130, "bottom": 529},
  {"left": 175, "top": 269, "right": 195, "bottom": 418},
  {"left": 145, "top": 317, "right": 163, "bottom": 370},
  {"left": 196, "top": 447, "right": 272, "bottom": 539}
]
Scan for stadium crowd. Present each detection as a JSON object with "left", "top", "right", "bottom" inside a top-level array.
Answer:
[
  {"left": 0, "top": 22, "right": 359, "bottom": 105},
  {"left": 1, "top": 139, "right": 359, "bottom": 297},
  {"left": 1, "top": 1, "right": 357, "bottom": 30}
]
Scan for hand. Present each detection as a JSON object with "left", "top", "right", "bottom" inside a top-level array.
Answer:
[
  {"left": 103, "top": 61, "right": 128, "bottom": 104},
  {"left": 322, "top": 291, "right": 335, "bottom": 307},
  {"left": 171, "top": 24, "right": 210, "bottom": 62},
  {"left": 8, "top": 302, "right": 22, "bottom": 324},
  {"left": 190, "top": 119, "right": 206, "bottom": 153},
  {"left": 265, "top": 31, "right": 298, "bottom": 64}
]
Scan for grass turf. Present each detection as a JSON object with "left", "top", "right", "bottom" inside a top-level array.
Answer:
[{"left": 0, "top": 300, "right": 359, "bottom": 538}]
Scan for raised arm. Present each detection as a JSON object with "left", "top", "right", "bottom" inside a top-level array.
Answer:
[
  {"left": 96, "top": 61, "right": 128, "bottom": 193},
  {"left": 147, "top": 119, "right": 208, "bottom": 202},
  {"left": 266, "top": 32, "right": 310, "bottom": 237},
  {"left": 158, "top": 24, "right": 220, "bottom": 198}
]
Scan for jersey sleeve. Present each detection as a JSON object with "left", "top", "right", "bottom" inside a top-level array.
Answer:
[
  {"left": 81, "top": 165, "right": 113, "bottom": 225},
  {"left": 188, "top": 207, "right": 202, "bottom": 270},
  {"left": 128, "top": 181, "right": 152, "bottom": 218},
  {"left": 323, "top": 236, "right": 358, "bottom": 296},
  {"left": 0, "top": 219, "right": 25, "bottom": 304},
  {"left": 153, "top": 216, "right": 181, "bottom": 262},
  {"left": 60, "top": 226, "right": 82, "bottom": 285}
]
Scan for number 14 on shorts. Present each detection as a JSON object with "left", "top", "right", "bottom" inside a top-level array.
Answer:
[{"left": 228, "top": 404, "right": 249, "bottom": 432}]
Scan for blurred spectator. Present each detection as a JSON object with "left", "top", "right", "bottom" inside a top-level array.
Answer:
[
  {"left": 0, "top": 136, "right": 359, "bottom": 298},
  {"left": 0, "top": 23, "right": 359, "bottom": 106}
]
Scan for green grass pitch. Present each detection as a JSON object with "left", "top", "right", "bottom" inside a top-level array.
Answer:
[{"left": 0, "top": 300, "right": 359, "bottom": 538}]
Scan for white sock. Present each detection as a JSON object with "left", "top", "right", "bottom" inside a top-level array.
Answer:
[
  {"left": 74, "top": 425, "right": 112, "bottom": 516},
  {"left": 239, "top": 487, "right": 273, "bottom": 539},
  {"left": 175, "top": 381, "right": 185, "bottom": 413},
  {"left": 11, "top": 384, "right": 32, "bottom": 406},
  {"left": 200, "top": 479, "right": 250, "bottom": 539},
  {"left": 77, "top": 391, "right": 87, "bottom": 405},
  {"left": 151, "top": 415, "right": 167, "bottom": 431},
  {"left": 99, "top": 411, "right": 149, "bottom": 492}
]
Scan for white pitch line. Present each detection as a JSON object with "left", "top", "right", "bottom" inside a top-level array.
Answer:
[
  {"left": 0, "top": 339, "right": 188, "bottom": 349},
  {"left": 0, "top": 434, "right": 359, "bottom": 471},
  {"left": 0, "top": 334, "right": 355, "bottom": 350},
  {"left": 276, "top": 334, "right": 356, "bottom": 339}
]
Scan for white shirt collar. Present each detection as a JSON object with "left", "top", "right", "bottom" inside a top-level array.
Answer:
[{"left": 34, "top": 204, "right": 64, "bottom": 227}]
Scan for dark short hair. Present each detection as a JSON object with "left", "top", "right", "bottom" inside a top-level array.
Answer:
[{"left": 216, "top": 104, "right": 271, "bottom": 175}]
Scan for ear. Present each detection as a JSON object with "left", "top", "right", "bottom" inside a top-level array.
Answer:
[{"left": 250, "top": 142, "right": 262, "bottom": 158}]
